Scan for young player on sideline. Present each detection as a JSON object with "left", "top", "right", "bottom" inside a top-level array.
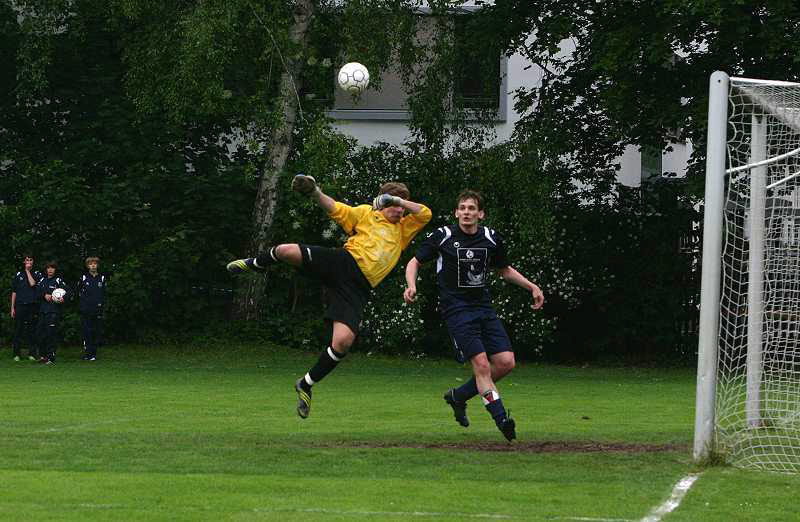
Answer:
[
  {"left": 10, "top": 254, "right": 42, "bottom": 361},
  {"left": 36, "top": 261, "right": 68, "bottom": 365},
  {"left": 403, "top": 189, "right": 544, "bottom": 441},
  {"left": 227, "top": 174, "right": 432, "bottom": 419},
  {"left": 76, "top": 257, "right": 106, "bottom": 361}
]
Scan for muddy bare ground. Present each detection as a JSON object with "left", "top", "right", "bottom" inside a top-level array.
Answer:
[{"left": 312, "top": 440, "right": 689, "bottom": 453}]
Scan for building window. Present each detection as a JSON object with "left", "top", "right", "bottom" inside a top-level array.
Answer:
[
  {"left": 452, "top": 13, "right": 501, "bottom": 111},
  {"left": 328, "top": 10, "right": 506, "bottom": 121},
  {"left": 641, "top": 146, "right": 663, "bottom": 182},
  {"left": 330, "top": 64, "right": 410, "bottom": 117}
]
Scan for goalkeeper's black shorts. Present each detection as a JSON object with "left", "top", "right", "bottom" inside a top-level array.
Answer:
[{"left": 299, "top": 244, "right": 372, "bottom": 335}]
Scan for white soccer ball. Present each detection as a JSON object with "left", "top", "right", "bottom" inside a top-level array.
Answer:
[
  {"left": 51, "top": 288, "right": 66, "bottom": 303},
  {"left": 337, "top": 62, "right": 370, "bottom": 95}
]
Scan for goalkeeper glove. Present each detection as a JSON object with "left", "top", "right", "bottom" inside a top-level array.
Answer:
[
  {"left": 292, "top": 174, "right": 318, "bottom": 196},
  {"left": 372, "top": 194, "right": 403, "bottom": 210}
]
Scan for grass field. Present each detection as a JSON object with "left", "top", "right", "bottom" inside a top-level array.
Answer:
[{"left": 2, "top": 343, "right": 800, "bottom": 521}]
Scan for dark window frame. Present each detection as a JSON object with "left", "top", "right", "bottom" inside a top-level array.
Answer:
[{"left": 327, "top": 6, "right": 507, "bottom": 122}]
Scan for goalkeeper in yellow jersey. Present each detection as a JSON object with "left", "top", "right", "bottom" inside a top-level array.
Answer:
[{"left": 227, "top": 174, "right": 432, "bottom": 419}]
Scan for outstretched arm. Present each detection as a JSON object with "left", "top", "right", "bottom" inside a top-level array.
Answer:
[
  {"left": 311, "top": 187, "right": 336, "bottom": 213},
  {"left": 292, "top": 174, "right": 335, "bottom": 213},
  {"left": 497, "top": 266, "right": 544, "bottom": 310},
  {"left": 404, "top": 257, "right": 421, "bottom": 303}
]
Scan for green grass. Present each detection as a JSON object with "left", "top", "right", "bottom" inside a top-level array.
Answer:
[{"left": 1, "top": 343, "right": 799, "bottom": 521}]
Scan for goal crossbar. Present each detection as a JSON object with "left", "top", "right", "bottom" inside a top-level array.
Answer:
[{"left": 731, "top": 78, "right": 800, "bottom": 135}]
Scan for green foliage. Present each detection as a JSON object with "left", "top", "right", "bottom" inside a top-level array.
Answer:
[
  {"left": 283, "top": 138, "right": 557, "bottom": 359},
  {"left": 1, "top": 1, "right": 254, "bottom": 344},
  {"left": 483, "top": 0, "right": 800, "bottom": 196},
  {"left": 6, "top": 1, "right": 800, "bottom": 365},
  {"left": 543, "top": 181, "right": 700, "bottom": 364}
]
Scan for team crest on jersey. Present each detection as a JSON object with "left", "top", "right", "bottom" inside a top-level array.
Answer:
[{"left": 457, "top": 247, "right": 487, "bottom": 287}]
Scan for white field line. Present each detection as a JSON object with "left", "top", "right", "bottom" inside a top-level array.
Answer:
[
  {"left": 51, "top": 504, "right": 635, "bottom": 521},
  {"left": 552, "top": 517, "right": 634, "bottom": 522},
  {"left": 31, "top": 418, "right": 141, "bottom": 433},
  {"left": 77, "top": 504, "right": 123, "bottom": 509},
  {"left": 66, "top": 505, "right": 515, "bottom": 518},
  {"left": 253, "top": 507, "right": 515, "bottom": 519},
  {"left": 555, "top": 518, "right": 633, "bottom": 522},
  {"left": 640, "top": 474, "right": 700, "bottom": 522}
]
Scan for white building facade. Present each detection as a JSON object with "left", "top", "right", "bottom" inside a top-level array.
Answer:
[{"left": 327, "top": 4, "right": 692, "bottom": 188}]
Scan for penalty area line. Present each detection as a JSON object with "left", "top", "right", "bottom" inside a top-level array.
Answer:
[
  {"left": 640, "top": 473, "right": 701, "bottom": 522},
  {"left": 31, "top": 417, "right": 147, "bottom": 433},
  {"left": 553, "top": 517, "right": 635, "bottom": 522},
  {"left": 254, "top": 507, "right": 515, "bottom": 519}
]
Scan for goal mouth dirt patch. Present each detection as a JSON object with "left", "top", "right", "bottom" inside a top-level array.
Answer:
[{"left": 312, "top": 440, "right": 688, "bottom": 453}]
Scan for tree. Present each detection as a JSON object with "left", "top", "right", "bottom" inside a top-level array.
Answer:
[
  {"left": 477, "top": 0, "right": 800, "bottom": 192},
  {"left": 236, "top": 0, "right": 314, "bottom": 320},
  {"left": 466, "top": 0, "right": 800, "bottom": 360},
  {"left": 1, "top": 0, "right": 255, "bottom": 339},
  {"left": 4, "top": 0, "right": 442, "bottom": 321}
]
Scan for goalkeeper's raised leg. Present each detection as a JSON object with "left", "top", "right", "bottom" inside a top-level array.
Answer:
[{"left": 226, "top": 173, "right": 433, "bottom": 421}]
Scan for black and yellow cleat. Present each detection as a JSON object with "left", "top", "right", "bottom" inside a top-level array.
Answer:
[
  {"left": 443, "top": 389, "right": 469, "bottom": 427},
  {"left": 497, "top": 412, "right": 516, "bottom": 442},
  {"left": 226, "top": 258, "right": 265, "bottom": 274},
  {"left": 291, "top": 174, "right": 318, "bottom": 196},
  {"left": 295, "top": 378, "right": 312, "bottom": 419}
]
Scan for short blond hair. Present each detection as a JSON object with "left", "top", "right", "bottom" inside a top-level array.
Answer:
[{"left": 85, "top": 256, "right": 100, "bottom": 266}]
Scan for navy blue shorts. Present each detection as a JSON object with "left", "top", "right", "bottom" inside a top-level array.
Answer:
[{"left": 444, "top": 308, "right": 512, "bottom": 363}]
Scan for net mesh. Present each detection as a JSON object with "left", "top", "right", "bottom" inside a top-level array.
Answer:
[{"left": 718, "top": 77, "right": 800, "bottom": 472}]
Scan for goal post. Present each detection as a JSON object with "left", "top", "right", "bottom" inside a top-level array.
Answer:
[
  {"left": 694, "top": 71, "right": 800, "bottom": 472},
  {"left": 694, "top": 71, "right": 728, "bottom": 461}
]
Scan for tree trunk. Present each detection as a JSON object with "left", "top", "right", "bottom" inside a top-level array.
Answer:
[{"left": 233, "top": 0, "right": 314, "bottom": 320}]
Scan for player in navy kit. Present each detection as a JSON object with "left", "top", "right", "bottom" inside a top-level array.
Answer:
[
  {"left": 404, "top": 190, "right": 544, "bottom": 441},
  {"left": 36, "top": 261, "right": 68, "bottom": 364},
  {"left": 76, "top": 257, "right": 106, "bottom": 361},
  {"left": 10, "top": 254, "right": 43, "bottom": 361}
]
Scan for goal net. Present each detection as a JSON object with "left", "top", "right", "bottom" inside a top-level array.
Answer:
[{"left": 695, "top": 72, "right": 800, "bottom": 472}]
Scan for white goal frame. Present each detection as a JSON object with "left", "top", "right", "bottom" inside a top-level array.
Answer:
[{"left": 694, "top": 71, "right": 800, "bottom": 468}]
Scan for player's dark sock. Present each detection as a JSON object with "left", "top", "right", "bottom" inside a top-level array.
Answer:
[
  {"left": 305, "top": 347, "right": 347, "bottom": 386},
  {"left": 453, "top": 378, "right": 479, "bottom": 402},
  {"left": 298, "top": 375, "right": 312, "bottom": 393},
  {"left": 481, "top": 389, "right": 507, "bottom": 423},
  {"left": 254, "top": 246, "right": 280, "bottom": 268}
]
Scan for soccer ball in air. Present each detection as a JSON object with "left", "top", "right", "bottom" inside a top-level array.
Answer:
[
  {"left": 337, "top": 62, "right": 370, "bottom": 94},
  {"left": 51, "top": 288, "right": 66, "bottom": 303}
]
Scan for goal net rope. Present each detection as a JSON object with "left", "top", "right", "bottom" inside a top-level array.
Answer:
[{"left": 716, "top": 76, "right": 800, "bottom": 472}]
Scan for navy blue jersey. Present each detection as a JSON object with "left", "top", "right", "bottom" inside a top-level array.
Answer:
[
  {"left": 76, "top": 273, "right": 106, "bottom": 313},
  {"left": 414, "top": 225, "right": 509, "bottom": 316},
  {"left": 11, "top": 270, "right": 43, "bottom": 304},
  {"left": 37, "top": 275, "right": 67, "bottom": 314}
]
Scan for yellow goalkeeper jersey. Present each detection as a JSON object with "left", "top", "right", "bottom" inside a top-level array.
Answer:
[{"left": 329, "top": 201, "right": 432, "bottom": 287}]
